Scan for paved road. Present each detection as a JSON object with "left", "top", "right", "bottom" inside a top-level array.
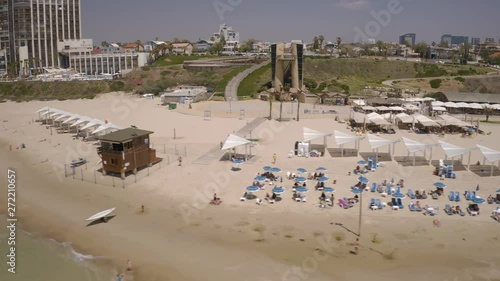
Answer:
[
  {"left": 382, "top": 72, "right": 500, "bottom": 89},
  {"left": 225, "top": 60, "right": 271, "bottom": 102}
]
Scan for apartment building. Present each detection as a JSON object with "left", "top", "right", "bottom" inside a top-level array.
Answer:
[{"left": 0, "top": 0, "right": 82, "bottom": 73}]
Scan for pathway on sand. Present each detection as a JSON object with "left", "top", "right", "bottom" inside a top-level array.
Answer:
[
  {"left": 225, "top": 60, "right": 270, "bottom": 102},
  {"left": 191, "top": 117, "right": 267, "bottom": 165}
]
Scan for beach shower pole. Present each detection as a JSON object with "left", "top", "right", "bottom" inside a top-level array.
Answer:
[
  {"left": 358, "top": 190, "right": 363, "bottom": 238},
  {"left": 429, "top": 147, "right": 433, "bottom": 165}
]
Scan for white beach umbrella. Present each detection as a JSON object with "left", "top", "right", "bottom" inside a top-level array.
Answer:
[
  {"left": 455, "top": 102, "right": 471, "bottom": 108},
  {"left": 431, "top": 101, "right": 445, "bottom": 106},
  {"left": 444, "top": 102, "right": 458, "bottom": 108},
  {"left": 481, "top": 103, "right": 492, "bottom": 109}
]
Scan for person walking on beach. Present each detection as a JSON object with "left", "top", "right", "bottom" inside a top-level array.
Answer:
[
  {"left": 273, "top": 153, "right": 277, "bottom": 164},
  {"left": 353, "top": 238, "right": 359, "bottom": 255},
  {"left": 141, "top": 205, "right": 145, "bottom": 213},
  {"left": 178, "top": 156, "right": 182, "bottom": 166},
  {"left": 116, "top": 273, "right": 123, "bottom": 281},
  {"left": 127, "top": 260, "right": 132, "bottom": 271},
  {"left": 476, "top": 184, "right": 480, "bottom": 191}
]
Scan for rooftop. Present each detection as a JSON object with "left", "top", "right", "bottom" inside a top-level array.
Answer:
[
  {"left": 98, "top": 127, "right": 153, "bottom": 143},
  {"left": 444, "top": 92, "right": 500, "bottom": 103}
]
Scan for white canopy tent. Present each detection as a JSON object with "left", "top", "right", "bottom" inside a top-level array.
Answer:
[
  {"left": 389, "top": 106, "right": 405, "bottom": 111},
  {"left": 432, "top": 106, "right": 447, "bottom": 112},
  {"left": 352, "top": 99, "right": 366, "bottom": 106},
  {"left": 367, "top": 134, "right": 400, "bottom": 161},
  {"left": 444, "top": 102, "right": 458, "bottom": 108},
  {"left": 366, "top": 112, "right": 391, "bottom": 126},
  {"left": 63, "top": 115, "right": 83, "bottom": 125},
  {"left": 477, "top": 145, "right": 500, "bottom": 177},
  {"left": 431, "top": 101, "right": 445, "bottom": 106},
  {"left": 91, "top": 123, "right": 121, "bottom": 135},
  {"left": 361, "top": 106, "right": 377, "bottom": 111},
  {"left": 80, "top": 119, "right": 104, "bottom": 131},
  {"left": 334, "top": 130, "right": 365, "bottom": 157},
  {"left": 303, "top": 127, "right": 332, "bottom": 148},
  {"left": 439, "top": 141, "right": 478, "bottom": 169},
  {"left": 375, "top": 106, "right": 390, "bottom": 111},
  {"left": 401, "top": 137, "right": 438, "bottom": 166},
  {"left": 436, "top": 115, "right": 470, "bottom": 127},
  {"left": 455, "top": 102, "right": 471, "bottom": 108},
  {"left": 221, "top": 134, "right": 253, "bottom": 161},
  {"left": 469, "top": 103, "right": 483, "bottom": 110},
  {"left": 402, "top": 103, "right": 420, "bottom": 111},
  {"left": 395, "top": 113, "right": 413, "bottom": 124},
  {"left": 411, "top": 113, "right": 439, "bottom": 127}
]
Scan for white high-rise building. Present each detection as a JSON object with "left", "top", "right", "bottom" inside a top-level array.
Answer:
[{"left": 0, "top": 0, "right": 86, "bottom": 73}]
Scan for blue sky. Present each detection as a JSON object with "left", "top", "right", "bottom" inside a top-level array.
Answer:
[{"left": 81, "top": 0, "right": 500, "bottom": 45}]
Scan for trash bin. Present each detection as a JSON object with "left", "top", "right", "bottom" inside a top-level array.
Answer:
[{"left": 168, "top": 103, "right": 177, "bottom": 110}]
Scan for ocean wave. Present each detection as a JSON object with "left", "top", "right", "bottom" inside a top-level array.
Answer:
[{"left": 47, "top": 238, "right": 110, "bottom": 263}]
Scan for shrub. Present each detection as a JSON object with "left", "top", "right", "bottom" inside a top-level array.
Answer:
[
  {"left": 142, "top": 66, "right": 151, "bottom": 71},
  {"left": 109, "top": 81, "right": 125, "bottom": 92},
  {"left": 160, "top": 70, "right": 169, "bottom": 77},
  {"left": 454, "top": 77, "right": 465, "bottom": 83},
  {"left": 429, "top": 79, "right": 442, "bottom": 89}
]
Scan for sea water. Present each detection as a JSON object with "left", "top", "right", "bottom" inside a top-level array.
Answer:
[{"left": 0, "top": 227, "right": 114, "bottom": 281}]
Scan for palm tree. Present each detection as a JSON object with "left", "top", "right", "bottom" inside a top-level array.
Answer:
[
  {"left": 318, "top": 35, "right": 325, "bottom": 50},
  {"left": 484, "top": 106, "right": 493, "bottom": 122},
  {"left": 336, "top": 37, "right": 342, "bottom": 47},
  {"left": 312, "top": 36, "right": 319, "bottom": 50},
  {"left": 376, "top": 40, "right": 385, "bottom": 54}
]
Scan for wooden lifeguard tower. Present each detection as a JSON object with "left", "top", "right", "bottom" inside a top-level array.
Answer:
[{"left": 97, "top": 127, "right": 160, "bottom": 178}]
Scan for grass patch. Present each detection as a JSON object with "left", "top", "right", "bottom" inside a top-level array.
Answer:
[
  {"left": 454, "top": 76, "right": 465, "bottom": 83},
  {"left": 237, "top": 62, "right": 271, "bottom": 97},
  {"left": 151, "top": 55, "right": 215, "bottom": 67},
  {"left": 429, "top": 79, "right": 443, "bottom": 89},
  {"left": 252, "top": 224, "right": 266, "bottom": 233},
  {"left": 480, "top": 120, "right": 500, "bottom": 124},
  {"left": 334, "top": 232, "right": 345, "bottom": 241},
  {"left": 371, "top": 234, "right": 382, "bottom": 244},
  {"left": 214, "top": 65, "right": 252, "bottom": 93},
  {"left": 0, "top": 80, "right": 130, "bottom": 102},
  {"left": 313, "top": 231, "right": 324, "bottom": 238},
  {"left": 383, "top": 250, "right": 397, "bottom": 260}
]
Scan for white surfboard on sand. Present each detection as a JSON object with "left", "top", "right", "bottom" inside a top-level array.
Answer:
[{"left": 86, "top": 208, "right": 115, "bottom": 221}]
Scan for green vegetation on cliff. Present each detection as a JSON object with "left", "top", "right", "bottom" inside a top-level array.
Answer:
[{"left": 0, "top": 80, "right": 128, "bottom": 102}]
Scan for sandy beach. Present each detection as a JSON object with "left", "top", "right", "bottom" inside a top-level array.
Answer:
[{"left": 1, "top": 92, "right": 500, "bottom": 281}]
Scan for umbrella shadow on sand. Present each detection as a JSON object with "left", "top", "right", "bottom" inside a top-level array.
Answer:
[{"left": 86, "top": 215, "right": 116, "bottom": 227}]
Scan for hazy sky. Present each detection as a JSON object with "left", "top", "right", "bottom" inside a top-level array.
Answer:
[{"left": 82, "top": 0, "right": 500, "bottom": 45}]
